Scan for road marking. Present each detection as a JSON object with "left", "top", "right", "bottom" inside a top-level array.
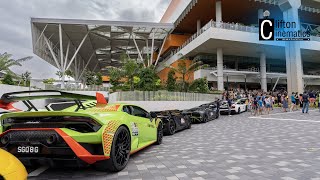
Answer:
[
  {"left": 249, "top": 116, "right": 320, "bottom": 123},
  {"left": 28, "top": 166, "right": 49, "bottom": 177}
]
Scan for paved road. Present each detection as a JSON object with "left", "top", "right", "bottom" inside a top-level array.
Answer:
[{"left": 30, "top": 109, "right": 320, "bottom": 180}]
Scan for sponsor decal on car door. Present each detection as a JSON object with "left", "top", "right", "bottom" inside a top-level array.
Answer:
[{"left": 131, "top": 106, "right": 156, "bottom": 143}]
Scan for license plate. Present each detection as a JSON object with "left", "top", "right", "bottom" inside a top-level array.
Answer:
[{"left": 17, "top": 146, "right": 39, "bottom": 154}]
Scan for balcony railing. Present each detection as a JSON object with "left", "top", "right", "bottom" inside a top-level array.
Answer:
[{"left": 162, "top": 20, "right": 259, "bottom": 64}]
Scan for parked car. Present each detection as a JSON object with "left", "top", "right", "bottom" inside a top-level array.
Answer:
[
  {"left": 220, "top": 99, "right": 247, "bottom": 114},
  {"left": 154, "top": 110, "right": 191, "bottom": 135},
  {"left": 182, "top": 101, "right": 220, "bottom": 123}
]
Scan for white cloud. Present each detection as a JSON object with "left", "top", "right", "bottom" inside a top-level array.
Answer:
[{"left": 0, "top": 0, "right": 170, "bottom": 79}]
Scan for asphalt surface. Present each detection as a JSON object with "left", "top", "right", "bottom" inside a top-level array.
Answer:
[{"left": 29, "top": 108, "right": 320, "bottom": 180}]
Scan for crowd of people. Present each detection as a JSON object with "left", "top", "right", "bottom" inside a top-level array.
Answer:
[{"left": 221, "top": 88, "right": 320, "bottom": 116}]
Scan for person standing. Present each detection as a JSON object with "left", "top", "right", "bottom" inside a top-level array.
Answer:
[
  {"left": 282, "top": 95, "right": 288, "bottom": 112},
  {"left": 253, "top": 96, "right": 258, "bottom": 116},
  {"left": 227, "top": 97, "right": 232, "bottom": 116},
  {"left": 299, "top": 93, "right": 303, "bottom": 108},
  {"left": 294, "top": 92, "right": 299, "bottom": 110},
  {"left": 265, "top": 96, "right": 271, "bottom": 114},
  {"left": 290, "top": 92, "right": 296, "bottom": 112},
  {"left": 258, "top": 97, "right": 263, "bottom": 115},
  {"left": 277, "top": 93, "right": 281, "bottom": 105},
  {"left": 302, "top": 91, "right": 310, "bottom": 113}
]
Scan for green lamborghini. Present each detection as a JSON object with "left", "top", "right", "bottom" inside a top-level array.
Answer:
[{"left": 0, "top": 90, "right": 163, "bottom": 172}]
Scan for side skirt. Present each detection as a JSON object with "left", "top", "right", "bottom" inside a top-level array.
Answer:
[{"left": 130, "top": 140, "right": 156, "bottom": 155}]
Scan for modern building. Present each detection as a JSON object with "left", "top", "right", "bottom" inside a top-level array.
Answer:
[{"left": 31, "top": 0, "right": 320, "bottom": 94}]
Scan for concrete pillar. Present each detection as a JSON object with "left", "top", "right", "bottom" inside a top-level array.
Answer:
[
  {"left": 197, "top": 20, "right": 201, "bottom": 33},
  {"left": 217, "top": 48, "right": 224, "bottom": 91},
  {"left": 216, "top": 0, "right": 222, "bottom": 26},
  {"left": 279, "top": 0, "right": 304, "bottom": 94},
  {"left": 260, "top": 53, "right": 267, "bottom": 92}
]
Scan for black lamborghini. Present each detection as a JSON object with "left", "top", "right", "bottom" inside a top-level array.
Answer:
[
  {"left": 154, "top": 110, "right": 192, "bottom": 135},
  {"left": 182, "top": 101, "right": 220, "bottom": 123}
]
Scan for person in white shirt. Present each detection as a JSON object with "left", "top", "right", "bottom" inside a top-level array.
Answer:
[{"left": 265, "top": 96, "right": 271, "bottom": 114}]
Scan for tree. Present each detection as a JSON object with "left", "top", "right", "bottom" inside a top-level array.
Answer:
[
  {"left": 84, "top": 71, "right": 96, "bottom": 85},
  {"left": 166, "top": 70, "right": 176, "bottom": 91},
  {"left": 108, "top": 67, "right": 123, "bottom": 90},
  {"left": 2, "top": 73, "right": 14, "bottom": 85},
  {"left": 65, "top": 70, "right": 73, "bottom": 81},
  {"left": 137, "top": 67, "right": 160, "bottom": 91},
  {"left": 56, "top": 71, "right": 63, "bottom": 80},
  {"left": 21, "top": 71, "right": 31, "bottom": 87},
  {"left": 0, "top": 52, "right": 32, "bottom": 73},
  {"left": 122, "top": 56, "right": 140, "bottom": 91},
  {"left": 167, "top": 55, "right": 208, "bottom": 92},
  {"left": 96, "top": 72, "right": 103, "bottom": 85},
  {"left": 189, "top": 78, "right": 209, "bottom": 93}
]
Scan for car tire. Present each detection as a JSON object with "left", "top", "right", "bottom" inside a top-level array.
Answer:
[
  {"left": 94, "top": 126, "right": 131, "bottom": 172},
  {"left": 202, "top": 113, "right": 208, "bottom": 123},
  {"left": 167, "top": 119, "right": 176, "bottom": 135},
  {"left": 155, "top": 122, "right": 163, "bottom": 145},
  {"left": 237, "top": 107, "right": 241, "bottom": 114}
]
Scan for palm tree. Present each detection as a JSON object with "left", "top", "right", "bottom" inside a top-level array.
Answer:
[
  {"left": 65, "top": 70, "right": 73, "bottom": 81},
  {"left": 55, "top": 71, "right": 63, "bottom": 81},
  {"left": 21, "top": 71, "right": 31, "bottom": 87},
  {"left": 167, "top": 53, "right": 208, "bottom": 92},
  {"left": 0, "top": 52, "right": 32, "bottom": 74}
]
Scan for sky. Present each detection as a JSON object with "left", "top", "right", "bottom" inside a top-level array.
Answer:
[{"left": 0, "top": 0, "right": 171, "bottom": 79}]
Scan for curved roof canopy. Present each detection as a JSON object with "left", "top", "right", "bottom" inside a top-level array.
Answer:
[{"left": 31, "top": 18, "right": 173, "bottom": 78}]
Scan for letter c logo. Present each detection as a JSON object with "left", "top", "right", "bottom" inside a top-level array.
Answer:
[{"left": 260, "top": 20, "right": 273, "bottom": 40}]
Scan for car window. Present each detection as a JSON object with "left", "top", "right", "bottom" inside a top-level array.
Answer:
[
  {"left": 131, "top": 106, "right": 149, "bottom": 118},
  {"left": 122, "top": 106, "right": 132, "bottom": 115}
]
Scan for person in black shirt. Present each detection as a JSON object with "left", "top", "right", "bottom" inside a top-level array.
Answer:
[
  {"left": 277, "top": 93, "right": 281, "bottom": 105},
  {"left": 227, "top": 97, "right": 232, "bottom": 116},
  {"left": 302, "top": 92, "right": 310, "bottom": 113}
]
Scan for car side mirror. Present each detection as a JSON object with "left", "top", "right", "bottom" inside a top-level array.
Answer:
[{"left": 150, "top": 112, "right": 157, "bottom": 119}]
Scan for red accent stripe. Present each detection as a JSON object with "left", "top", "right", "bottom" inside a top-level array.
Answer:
[
  {"left": 0, "top": 128, "right": 109, "bottom": 164},
  {"left": 130, "top": 141, "right": 156, "bottom": 155}
]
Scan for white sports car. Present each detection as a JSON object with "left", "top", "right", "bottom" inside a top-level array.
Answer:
[{"left": 220, "top": 99, "right": 247, "bottom": 114}]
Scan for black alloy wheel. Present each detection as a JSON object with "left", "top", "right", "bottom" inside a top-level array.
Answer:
[
  {"left": 168, "top": 120, "right": 176, "bottom": 135},
  {"left": 94, "top": 126, "right": 131, "bottom": 172},
  {"left": 202, "top": 113, "right": 208, "bottom": 123}
]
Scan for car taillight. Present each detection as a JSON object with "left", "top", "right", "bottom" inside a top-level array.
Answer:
[{"left": 231, "top": 105, "right": 235, "bottom": 108}]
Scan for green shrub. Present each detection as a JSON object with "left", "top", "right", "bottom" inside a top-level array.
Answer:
[{"left": 189, "top": 78, "right": 209, "bottom": 93}]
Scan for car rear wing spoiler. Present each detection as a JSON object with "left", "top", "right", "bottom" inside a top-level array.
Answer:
[{"left": 0, "top": 90, "right": 103, "bottom": 112}]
